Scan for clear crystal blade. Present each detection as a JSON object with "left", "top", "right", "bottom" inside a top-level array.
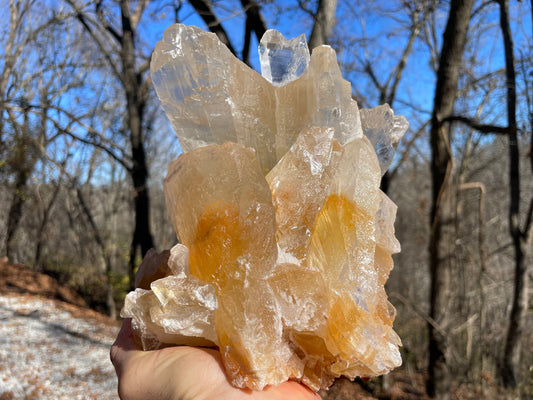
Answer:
[{"left": 259, "top": 30, "right": 310, "bottom": 86}]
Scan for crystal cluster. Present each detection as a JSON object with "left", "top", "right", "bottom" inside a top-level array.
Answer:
[{"left": 122, "top": 23, "right": 408, "bottom": 391}]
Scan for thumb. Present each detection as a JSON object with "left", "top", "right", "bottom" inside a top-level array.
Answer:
[{"left": 110, "top": 319, "right": 138, "bottom": 376}]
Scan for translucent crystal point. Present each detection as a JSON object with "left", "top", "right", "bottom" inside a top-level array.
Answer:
[
  {"left": 266, "top": 126, "right": 338, "bottom": 261},
  {"left": 259, "top": 30, "right": 310, "bottom": 86},
  {"left": 121, "top": 273, "right": 218, "bottom": 349},
  {"left": 151, "top": 24, "right": 278, "bottom": 172},
  {"left": 360, "top": 104, "right": 409, "bottom": 175}
]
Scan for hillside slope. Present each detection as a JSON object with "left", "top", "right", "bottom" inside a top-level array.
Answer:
[{"left": 0, "top": 259, "right": 120, "bottom": 400}]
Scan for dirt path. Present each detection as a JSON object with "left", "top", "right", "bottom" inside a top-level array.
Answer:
[{"left": 0, "top": 293, "right": 120, "bottom": 400}]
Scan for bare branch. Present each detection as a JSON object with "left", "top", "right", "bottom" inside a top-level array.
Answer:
[
  {"left": 1, "top": 1, "right": 78, "bottom": 139},
  {"left": 388, "top": 119, "right": 430, "bottom": 181},
  {"left": 188, "top": 0, "right": 237, "bottom": 56},
  {"left": 12, "top": 100, "right": 132, "bottom": 170},
  {"left": 65, "top": 0, "right": 123, "bottom": 82},
  {"left": 131, "top": 0, "right": 149, "bottom": 29},
  {"left": 386, "top": 2, "right": 433, "bottom": 105},
  {"left": 240, "top": 0, "right": 267, "bottom": 40},
  {"left": 523, "top": 195, "right": 533, "bottom": 242},
  {"left": 390, "top": 292, "right": 447, "bottom": 337},
  {"left": 296, "top": 0, "right": 315, "bottom": 18},
  {"left": 471, "top": 0, "right": 496, "bottom": 18},
  {"left": 443, "top": 115, "right": 513, "bottom": 135},
  {"left": 364, "top": 62, "right": 385, "bottom": 95},
  {"left": 519, "top": 50, "right": 533, "bottom": 173},
  {"left": 240, "top": 0, "right": 267, "bottom": 64},
  {"left": 49, "top": 117, "right": 131, "bottom": 171},
  {"left": 386, "top": 28, "right": 417, "bottom": 104},
  {"left": 95, "top": 0, "right": 122, "bottom": 42},
  {"left": 138, "top": 56, "right": 152, "bottom": 75}
]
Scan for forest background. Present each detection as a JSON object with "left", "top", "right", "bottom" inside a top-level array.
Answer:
[{"left": 0, "top": 0, "right": 532, "bottom": 399}]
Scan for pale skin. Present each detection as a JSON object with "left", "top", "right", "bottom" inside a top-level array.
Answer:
[{"left": 110, "top": 319, "right": 322, "bottom": 400}]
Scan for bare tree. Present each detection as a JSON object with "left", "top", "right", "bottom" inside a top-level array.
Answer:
[
  {"left": 187, "top": 0, "right": 268, "bottom": 66},
  {"left": 436, "top": 0, "right": 533, "bottom": 388},
  {"left": 1, "top": 0, "right": 79, "bottom": 260},
  {"left": 497, "top": 0, "right": 532, "bottom": 388},
  {"left": 34, "top": 173, "right": 65, "bottom": 270},
  {"left": 67, "top": 0, "right": 155, "bottom": 289},
  {"left": 427, "top": 0, "right": 475, "bottom": 398},
  {"left": 75, "top": 181, "right": 117, "bottom": 319},
  {"left": 308, "top": 0, "right": 337, "bottom": 49},
  {"left": 358, "top": 1, "right": 435, "bottom": 193},
  {"left": 4, "top": 103, "right": 40, "bottom": 261},
  {"left": 0, "top": 0, "right": 19, "bottom": 143},
  {"left": 241, "top": 0, "right": 268, "bottom": 65}
]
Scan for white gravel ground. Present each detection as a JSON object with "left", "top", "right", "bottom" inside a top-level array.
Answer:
[{"left": 0, "top": 294, "right": 120, "bottom": 399}]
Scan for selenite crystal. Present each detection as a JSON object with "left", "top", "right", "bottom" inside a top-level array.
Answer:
[
  {"left": 259, "top": 30, "right": 310, "bottom": 86},
  {"left": 122, "top": 23, "right": 408, "bottom": 391}
]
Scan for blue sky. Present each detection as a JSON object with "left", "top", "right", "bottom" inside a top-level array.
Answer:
[
  {"left": 134, "top": 0, "right": 532, "bottom": 174},
  {"left": 2, "top": 0, "right": 531, "bottom": 185}
]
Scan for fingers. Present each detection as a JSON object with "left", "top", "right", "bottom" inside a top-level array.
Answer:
[
  {"left": 110, "top": 319, "right": 138, "bottom": 378},
  {"left": 109, "top": 320, "right": 323, "bottom": 400},
  {"left": 259, "top": 381, "right": 323, "bottom": 400},
  {"left": 110, "top": 319, "right": 157, "bottom": 400}
]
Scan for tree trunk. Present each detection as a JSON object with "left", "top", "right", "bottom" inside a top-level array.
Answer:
[
  {"left": 308, "top": 0, "right": 338, "bottom": 50},
  {"left": 72, "top": 0, "right": 155, "bottom": 288},
  {"left": 0, "top": 0, "right": 18, "bottom": 145},
  {"left": 4, "top": 108, "right": 35, "bottom": 262},
  {"left": 34, "top": 181, "right": 62, "bottom": 269},
  {"left": 428, "top": 0, "right": 474, "bottom": 398},
  {"left": 119, "top": 1, "right": 154, "bottom": 290},
  {"left": 5, "top": 167, "right": 30, "bottom": 261},
  {"left": 497, "top": 0, "right": 529, "bottom": 388},
  {"left": 76, "top": 186, "right": 117, "bottom": 319},
  {"left": 241, "top": 0, "right": 267, "bottom": 65}
]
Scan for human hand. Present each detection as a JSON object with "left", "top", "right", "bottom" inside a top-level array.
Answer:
[{"left": 110, "top": 319, "right": 322, "bottom": 400}]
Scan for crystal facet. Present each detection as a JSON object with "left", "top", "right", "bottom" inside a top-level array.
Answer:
[
  {"left": 259, "top": 30, "right": 310, "bottom": 86},
  {"left": 122, "top": 23, "right": 408, "bottom": 392}
]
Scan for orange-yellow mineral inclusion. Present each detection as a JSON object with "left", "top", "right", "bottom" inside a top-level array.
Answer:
[
  {"left": 188, "top": 201, "right": 242, "bottom": 288},
  {"left": 184, "top": 187, "right": 397, "bottom": 388},
  {"left": 308, "top": 192, "right": 372, "bottom": 280}
]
